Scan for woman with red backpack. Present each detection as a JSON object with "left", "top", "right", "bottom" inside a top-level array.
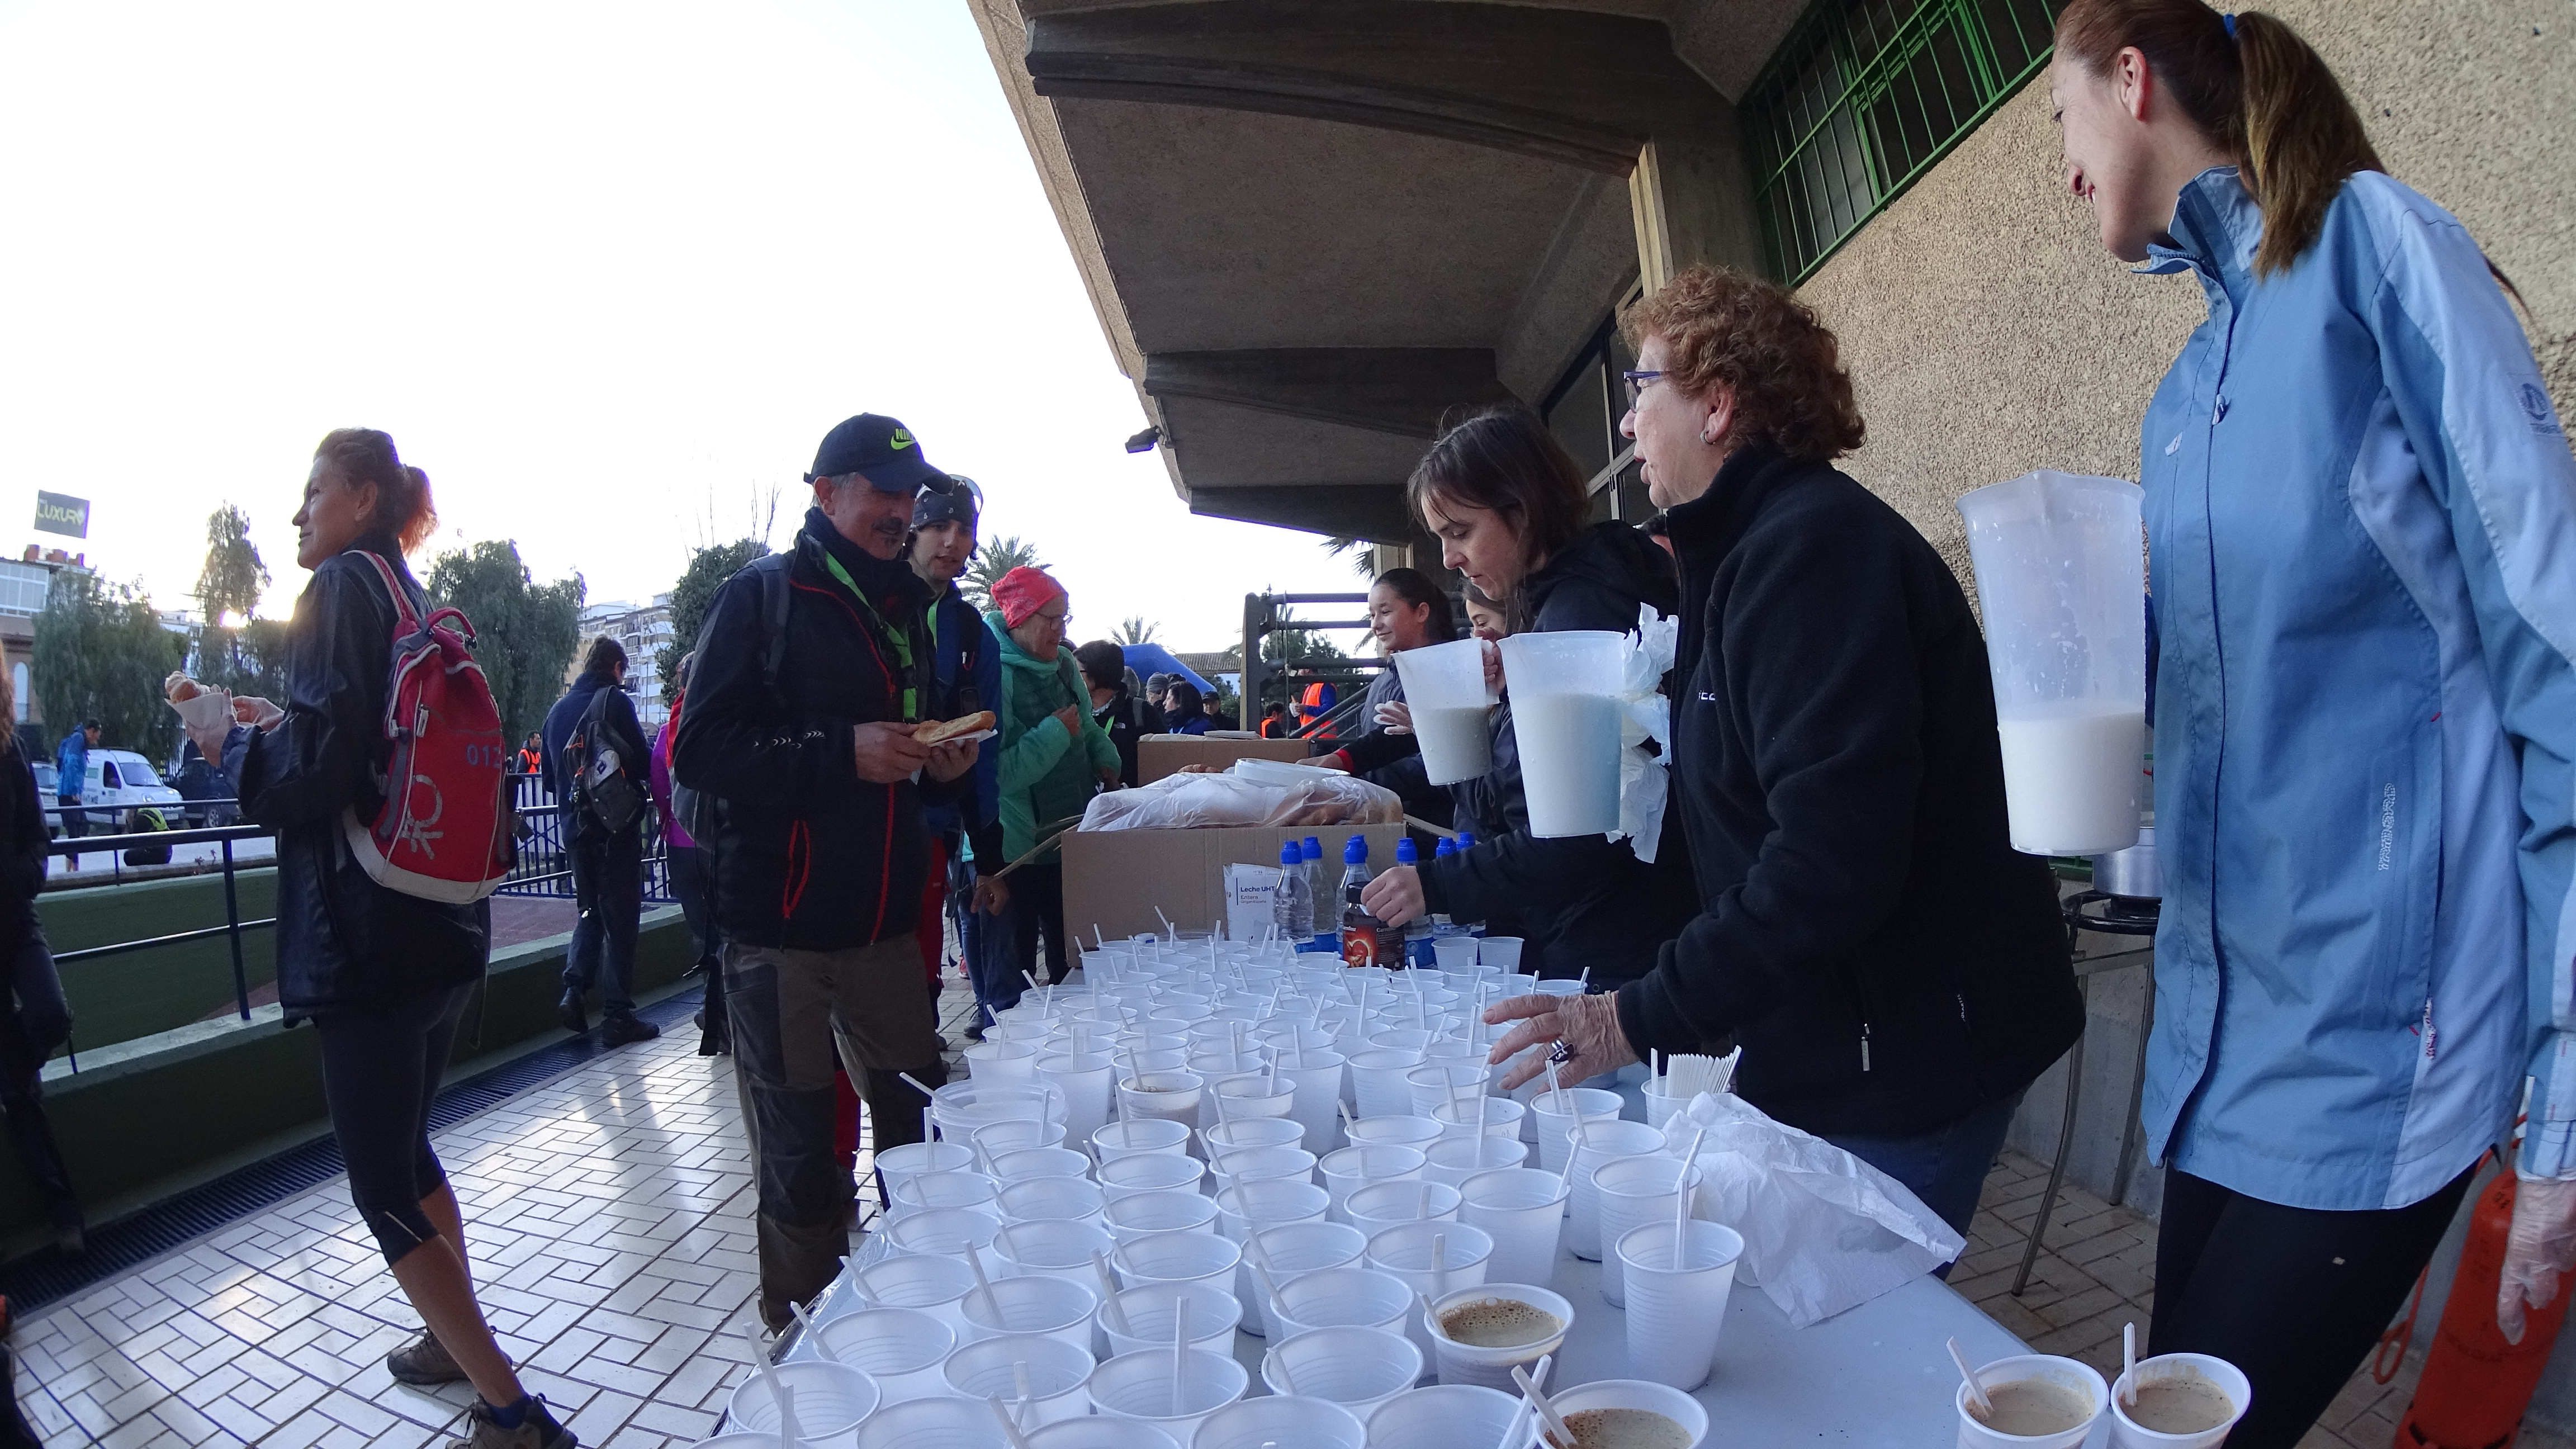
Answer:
[{"left": 184, "top": 429, "right": 570, "bottom": 1449}]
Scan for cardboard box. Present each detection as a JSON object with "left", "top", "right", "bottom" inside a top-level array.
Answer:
[
  {"left": 1061, "top": 822, "right": 1405, "bottom": 945},
  {"left": 1137, "top": 734, "right": 1314, "bottom": 785}
]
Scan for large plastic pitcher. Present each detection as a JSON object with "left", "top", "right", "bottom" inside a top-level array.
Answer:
[
  {"left": 1957, "top": 471, "right": 2147, "bottom": 856},
  {"left": 1392, "top": 637, "right": 1498, "bottom": 785},
  {"left": 1499, "top": 631, "right": 1627, "bottom": 837}
]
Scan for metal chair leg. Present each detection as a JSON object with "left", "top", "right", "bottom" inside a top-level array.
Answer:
[
  {"left": 2110, "top": 976, "right": 2155, "bottom": 1208},
  {"left": 2014, "top": 980, "right": 2088, "bottom": 1296}
]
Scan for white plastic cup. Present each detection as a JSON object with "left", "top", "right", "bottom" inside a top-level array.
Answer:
[
  {"left": 891, "top": 1168, "right": 1001, "bottom": 1220},
  {"left": 1028, "top": 1419, "right": 1178, "bottom": 1449},
  {"left": 998, "top": 1176, "right": 1107, "bottom": 1227},
  {"left": 1350, "top": 1050, "right": 1428, "bottom": 1120},
  {"left": 991, "top": 1145, "right": 1092, "bottom": 1183},
  {"left": 726, "top": 1361, "right": 880, "bottom": 1445},
  {"left": 887, "top": 1206, "right": 1004, "bottom": 1258},
  {"left": 1119, "top": 1069, "right": 1206, "bottom": 1149},
  {"left": 1196, "top": 1395, "right": 1371, "bottom": 1449},
  {"left": 1319, "top": 1144, "right": 1429, "bottom": 1223},
  {"left": 1214, "top": 1179, "right": 1330, "bottom": 1244},
  {"left": 1086, "top": 1347, "right": 1248, "bottom": 1443},
  {"left": 1456, "top": 1169, "right": 1569, "bottom": 1286},
  {"left": 1345, "top": 1180, "right": 1462, "bottom": 1239},
  {"left": 849, "top": 1396, "right": 1008, "bottom": 1449},
  {"left": 1344, "top": 1115, "right": 1446, "bottom": 1152},
  {"left": 878, "top": 1140, "right": 977, "bottom": 1201},
  {"left": 851, "top": 1252, "right": 979, "bottom": 1330},
  {"left": 1499, "top": 631, "right": 1627, "bottom": 837},
  {"left": 1563, "top": 1118, "right": 1664, "bottom": 1261},
  {"left": 1269, "top": 1266, "right": 1416, "bottom": 1340},
  {"left": 1098, "top": 1280, "right": 1240, "bottom": 1358},
  {"left": 1212, "top": 1072, "right": 1298, "bottom": 1125},
  {"left": 1036, "top": 1052, "right": 1116, "bottom": 1144},
  {"left": 1524, "top": 1379, "right": 1708, "bottom": 1449},
  {"left": 1423, "top": 1135, "right": 1529, "bottom": 1188},
  {"left": 1104, "top": 1190, "right": 1222, "bottom": 1243},
  {"left": 992, "top": 1219, "right": 1118, "bottom": 1286},
  {"left": 1202, "top": 1116, "right": 1308, "bottom": 1158},
  {"left": 964, "top": 1038, "right": 1040, "bottom": 1081},
  {"left": 1429, "top": 1097, "right": 1522, "bottom": 1143},
  {"left": 940, "top": 1332, "right": 1096, "bottom": 1428},
  {"left": 1430, "top": 936, "right": 1480, "bottom": 971},
  {"left": 1112, "top": 1229, "right": 1243, "bottom": 1297},
  {"left": 1363, "top": 1384, "right": 1522, "bottom": 1449},
  {"left": 1240, "top": 1220, "right": 1371, "bottom": 1336},
  {"left": 1208, "top": 1145, "right": 1318, "bottom": 1192},
  {"left": 812, "top": 1308, "right": 953, "bottom": 1405},
  {"left": 1957, "top": 1355, "right": 2111, "bottom": 1449},
  {"left": 1392, "top": 637, "right": 1498, "bottom": 785},
  {"left": 1365, "top": 1219, "right": 1496, "bottom": 1365},
  {"left": 1279, "top": 1051, "right": 1350, "bottom": 1154},
  {"left": 2108, "top": 1353, "right": 2252, "bottom": 1448},
  {"left": 1594, "top": 1154, "right": 1703, "bottom": 1306},
  {"left": 1639, "top": 1076, "right": 1690, "bottom": 1131},
  {"left": 1097, "top": 1150, "right": 1206, "bottom": 1201},
  {"left": 1478, "top": 939, "right": 1525, "bottom": 971},
  {"left": 1092, "top": 1117, "right": 1192, "bottom": 1163},
  {"left": 1404, "top": 1062, "right": 1490, "bottom": 1117},
  {"left": 958, "top": 1272, "right": 1098, "bottom": 1355},
  {"left": 1421, "top": 1283, "right": 1573, "bottom": 1391},
  {"left": 971, "top": 1117, "right": 1069, "bottom": 1158},
  {"left": 1615, "top": 1219, "right": 1744, "bottom": 1390},
  {"left": 1261, "top": 1326, "right": 1424, "bottom": 1420},
  {"left": 1528, "top": 1087, "right": 1626, "bottom": 1173}
]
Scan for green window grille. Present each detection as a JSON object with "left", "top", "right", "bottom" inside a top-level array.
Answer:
[{"left": 1745, "top": 0, "right": 2066, "bottom": 283}]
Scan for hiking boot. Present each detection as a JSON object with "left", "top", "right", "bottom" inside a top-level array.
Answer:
[
  {"left": 386, "top": 1328, "right": 469, "bottom": 1386},
  {"left": 447, "top": 1398, "right": 574, "bottom": 1449},
  {"left": 600, "top": 1014, "right": 660, "bottom": 1048},
  {"left": 555, "top": 989, "right": 588, "bottom": 1035}
]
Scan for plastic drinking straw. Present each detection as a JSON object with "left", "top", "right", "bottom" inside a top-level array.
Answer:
[
  {"left": 738, "top": 1320, "right": 796, "bottom": 1449},
  {"left": 2122, "top": 1322, "right": 2138, "bottom": 1407},
  {"left": 1267, "top": 1339, "right": 1302, "bottom": 1395},
  {"left": 964, "top": 1239, "right": 1001, "bottom": 1318},
  {"left": 1013, "top": 1360, "right": 1033, "bottom": 1430},
  {"left": 1948, "top": 1337, "right": 1994, "bottom": 1418},
  {"left": 1512, "top": 1363, "right": 1578, "bottom": 1449},
  {"left": 1432, "top": 1232, "right": 1448, "bottom": 1299},
  {"left": 1172, "top": 1296, "right": 1191, "bottom": 1415},
  {"left": 1156, "top": 907, "right": 1175, "bottom": 938},
  {"left": 899, "top": 1072, "right": 940, "bottom": 1102},
  {"left": 986, "top": 1396, "right": 1037, "bottom": 1449},
  {"left": 1415, "top": 1182, "right": 1432, "bottom": 1219},
  {"left": 1092, "top": 1251, "right": 1133, "bottom": 1334}
]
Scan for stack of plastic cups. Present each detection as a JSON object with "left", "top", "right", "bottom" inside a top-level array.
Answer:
[
  {"left": 941, "top": 1333, "right": 1095, "bottom": 1427},
  {"left": 1528, "top": 1087, "right": 1625, "bottom": 1173},
  {"left": 1564, "top": 1117, "right": 1665, "bottom": 1260},
  {"left": 1086, "top": 1347, "right": 1248, "bottom": 1443},
  {"left": 1239, "top": 1220, "right": 1368, "bottom": 1336},
  {"left": 1456, "top": 1168, "right": 1568, "bottom": 1285},
  {"left": 1195, "top": 1395, "right": 1370, "bottom": 1449},
  {"left": 1363, "top": 1219, "right": 1495, "bottom": 1366},
  {"left": 1318, "top": 1145, "right": 1428, "bottom": 1224},
  {"left": 1037, "top": 1051, "right": 1115, "bottom": 1144},
  {"left": 1359, "top": 1384, "right": 1523, "bottom": 1449},
  {"left": 1614, "top": 1218, "right": 1745, "bottom": 1391},
  {"left": 1592, "top": 1154, "right": 1703, "bottom": 1306},
  {"left": 811, "top": 1308, "right": 953, "bottom": 1405},
  {"left": 1259, "top": 1327, "right": 1423, "bottom": 1420}
]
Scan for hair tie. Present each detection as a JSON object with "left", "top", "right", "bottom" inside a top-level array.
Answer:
[{"left": 2222, "top": 12, "right": 2237, "bottom": 40}]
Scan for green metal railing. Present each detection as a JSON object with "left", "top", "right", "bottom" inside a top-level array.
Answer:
[{"left": 1745, "top": 0, "right": 2066, "bottom": 283}]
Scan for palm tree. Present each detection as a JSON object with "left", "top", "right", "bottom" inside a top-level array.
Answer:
[
  {"left": 962, "top": 535, "right": 1042, "bottom": 612},
  {"left": 1113, "top": 617, "right": 1159, "bottom": 645},
  {"left": 1323, "top": 537, "right": 1376, "bottom": 577}
]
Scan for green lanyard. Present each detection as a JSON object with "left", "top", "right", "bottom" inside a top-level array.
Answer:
[{"left": 818, "top": 550, "right": 920, "bottom": 721}]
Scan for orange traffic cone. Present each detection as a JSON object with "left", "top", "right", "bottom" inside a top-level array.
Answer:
[{"left": 2394, "top": 1171, "right": 2572, "bottom": 1448}]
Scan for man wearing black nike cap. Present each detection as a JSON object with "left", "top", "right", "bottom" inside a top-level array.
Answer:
[{"left": 674, "top": 412, "right": 981, "bottom": 1327}]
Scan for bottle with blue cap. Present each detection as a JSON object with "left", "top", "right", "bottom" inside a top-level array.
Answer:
[
  {"left": 1337, "top": 834, "right": 1387, "bottom": 967},
  {"left": 1392, "top": 837, "right": 1435, "bottom": 967},
  {"left": 1427, "top": 837, "right": 1458, "bottom": 944},
  {"left": 1272, "top": 839, "right": 1314, "bottom": 945},
  {"left": 1451, "top": 831, "right": 1487, "bottom": 937}
]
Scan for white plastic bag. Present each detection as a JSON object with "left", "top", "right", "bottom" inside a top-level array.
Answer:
[
  {"left": 1078, "top": 769, "right": 1403, "bottom": 832},
  {"left": 1611, "top": 602, "right": 1679, "bottom": 863},
  {"left": 1661, "top": 1090, "right": 1964, "bottom": 1327}
]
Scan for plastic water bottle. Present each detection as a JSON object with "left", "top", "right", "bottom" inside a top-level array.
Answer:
[
  {"left": 1338, "top": 835, "right": 1387, "bottom": 969},
  {"left": 1427, "top": 837, "right": 1457, "bottom": 943},
  {"left": 1393, "top": 837, "right": 1434, "bottom": 968},
  {"left": 1451, "top": 831, "right": 1486, "bottom": 937},
  {"left": 1303, "top": 836, "right": 1329, "bottom": 950},
  {"left": 1272, "top": 839, "right": 1313, "bottom": 946}
]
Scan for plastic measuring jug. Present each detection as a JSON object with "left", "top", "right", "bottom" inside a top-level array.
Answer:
[
  {"left": 1393, "top": 637, "right": 1499, "bottom": 785},
  {"left": 1497, "top": 631, "right": 1627, "bottom": 837},
  {"left": 1956, "top": 471, "right": 2147, "bottom": 856}
]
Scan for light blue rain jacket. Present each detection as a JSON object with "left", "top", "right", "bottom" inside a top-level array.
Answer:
[{"left": 2138, "top": 168, "right": 2576, "bottom": 1211}]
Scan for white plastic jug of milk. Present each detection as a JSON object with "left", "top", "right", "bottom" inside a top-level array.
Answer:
[
  {"left": 1499, "top": 631, "right": 1628, "bottom": 837},
  {"left": 1392, "top": 636, "right": 1499, "bottom": 786},
  {"left": 1957, "top": 471, "right": 2147, "bottom": 857}
]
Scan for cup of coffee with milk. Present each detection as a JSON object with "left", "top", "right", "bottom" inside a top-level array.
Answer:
[
  {"left": 1954, "top": 1353, "right": 2109, "bottom": 1448},
  {"left": 2109, "top": 1353, "right": 2251, "bottom": 1447}
]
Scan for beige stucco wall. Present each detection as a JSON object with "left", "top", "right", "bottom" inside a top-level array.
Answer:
[{"left": 1797, "top": 0, "right": 2576, "bottom": 584}]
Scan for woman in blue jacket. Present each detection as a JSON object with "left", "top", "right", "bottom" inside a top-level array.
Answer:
[{"left": 2050, "top": 4, "right": 2576, "bottom": 1442}]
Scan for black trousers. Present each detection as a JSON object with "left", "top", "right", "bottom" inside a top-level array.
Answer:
[
  {"left": 2150, "top": 1163, "right": 2477, "bottom": 1449},
  {"left": 0, "top": 924, "right": 76, "bottom": 1232},
  {"left": 312, "top": 983, "right": 473, "bottom": 1265}
]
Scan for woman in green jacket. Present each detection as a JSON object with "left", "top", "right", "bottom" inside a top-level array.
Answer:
[{"left": 975, "top": 566, "right": 1117, "bottom": 1015}]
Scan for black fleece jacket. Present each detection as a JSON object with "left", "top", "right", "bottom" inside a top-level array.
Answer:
[
  {"left": 1415, "top": 522, "right": 1699, "bottom": 984},
  {"left": 1614, "top": 448, "right": 2081, "bottom": 1138}
]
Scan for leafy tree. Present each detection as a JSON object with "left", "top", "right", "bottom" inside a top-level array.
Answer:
[
  {"left": 962, "top": 535, "right": 1042, "bottom": 613},
  {"left": 196, "top": 503, "right": 273, "bottom": 679},
  {"left": 424, "top": 541, "right": 584, "bottom": 745},
  {"left": 1112, "top": 616, "right": 1159, "bottom": 646},
  {"left": 200, "top": 618, "right": 291, "bottom": 711},
  {"left": 1323, "top": 536, "right": 1376, "bottom": 577},
  {"left": 34, "top": 572, "right": 187, "bottom": 758},
  {"left": 1263, "top": 627, "right": 1348, "bottom": 664},
  {"left": 657, "top": 537, "right": 770, "bottom": 694}
]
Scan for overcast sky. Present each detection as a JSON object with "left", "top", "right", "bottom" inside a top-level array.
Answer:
[{"left": 0, "top": 1, "right": 1377, "bottom": 655}]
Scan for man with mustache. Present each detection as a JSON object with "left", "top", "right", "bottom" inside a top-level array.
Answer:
[{"left": 673, "top": 412, "right": 981, "bottom": 1329}]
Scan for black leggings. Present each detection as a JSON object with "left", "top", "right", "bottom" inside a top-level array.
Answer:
[
  {"left": 314, "top": 984, "right": 472, "bottom": 1265},
  {"left": 2151, "top": 1163, "right": 2476, "bottom": 1449}
]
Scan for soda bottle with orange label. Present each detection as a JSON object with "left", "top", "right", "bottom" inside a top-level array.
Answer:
[{"left": 1338, "top": 835, "right": 1386, "bottom": 968}]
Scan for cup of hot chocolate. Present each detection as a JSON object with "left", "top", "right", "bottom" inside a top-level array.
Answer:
[
  {"left": 1520, "top": 1379, "right": 1708, "bottom": 1449},
  {"left": 2108, "top": 1353, "right": 2251, "bottom": 1448},
  {"left": 1954, "top": 1353, "right": 2108, "bottom": 1449},
  {"left": 1423, "top": 1283, "right": 1573, "bottom": 1391}
]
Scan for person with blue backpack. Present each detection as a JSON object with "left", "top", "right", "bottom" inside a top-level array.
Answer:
[
  {"left": 541, "top": 634, "right": 659, "bottom": 1048},
  {"left": 188, "top": 429, "right": 569, "bottom": 1449}
]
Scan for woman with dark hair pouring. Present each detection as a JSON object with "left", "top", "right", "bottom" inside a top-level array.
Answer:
[
  {"left": 1358, "top": 406, "right": 1699, "bottom": 987},
  {"left": 186, "top": 430, "right": 570, "bottom": 1449},
  {"left": 2014, "top": 3, "right": 2576, "bottom": 1441},
  {"left": 1479, "top": 269, "right": 2081, "bottom": 1259},
  {"left": 1313, "top": 567, "right": 1462, "bottom": 827}
]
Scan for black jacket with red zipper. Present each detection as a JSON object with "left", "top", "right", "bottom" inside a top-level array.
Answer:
[{"left": 673, "top": 509, "right": 964, "bottom": 951}]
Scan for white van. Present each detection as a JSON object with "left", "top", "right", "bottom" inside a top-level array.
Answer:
[{"left": 39, "top": 749, "right": 186, "bottom": 837}]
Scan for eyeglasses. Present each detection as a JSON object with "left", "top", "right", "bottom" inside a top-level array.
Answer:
[
  {"left": 1620, "top": 370, "right": 1668, "bottom": 408},
  {"left": 934, "top": 473, "right": 986, "bottom": 510}
]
